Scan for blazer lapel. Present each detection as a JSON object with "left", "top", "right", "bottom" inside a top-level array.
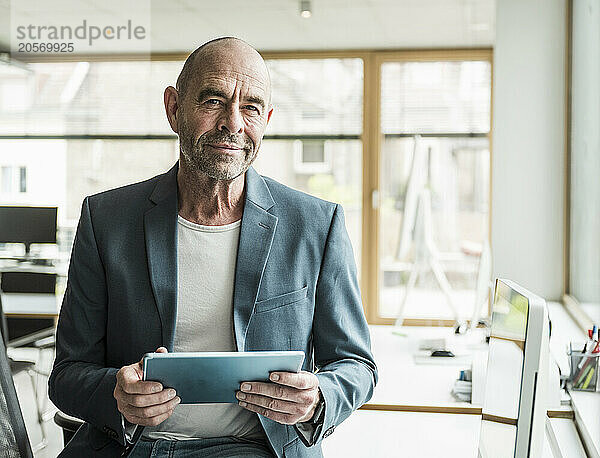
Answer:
[
  {"left": 233, "top": 166, "right": 278, "bottom": 351},
  {"left": 144, "top": 163, "right": 178, "bottom": 351}
]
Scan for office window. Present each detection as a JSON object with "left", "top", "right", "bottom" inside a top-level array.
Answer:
[
  {"left": 19, "top": 167, "right": 26, "bottom": 193},
  {"left": 0, "top": 54, "right": 492, "bottom": 325},
  {"left": 0, "top": 60, "right": 184, "bottom": 254},
  {"left": 378, "top": 59, "right": 492, "bottom": 321},
  {"left": 254, "top": 58, "right": 363, "bottom": 273},
  {"left": 0, "top": 58, "right": 363, "bottom": 269},
  {"left": 0, "top": 165, "right": 29, "bottom": 194},
  {"left": 0, "top": 61, "right": 183, "bottom": 136},
  {"left": 301, "top": 141, "right": 325, "bottom": 163},
  {"left": 1, "top": 166, "right": 11, "bottom": 193},
  {"left": 0, "top": 138, "right": 178, "bottom": 254},
  {"left": 256, "top": 138, "right": 362, "bottom": 269}
]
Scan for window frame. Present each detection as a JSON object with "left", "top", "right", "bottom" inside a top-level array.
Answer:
[
  {"left": 6, "top": 48, "right": 494, "bottom": 326},
  {"left": 369, "top": 49, "right": 494, "bottom": 325}
]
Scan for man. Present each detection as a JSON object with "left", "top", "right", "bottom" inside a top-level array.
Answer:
[{"left": 49, "top": 37, "right": 377, "bottom": 457}]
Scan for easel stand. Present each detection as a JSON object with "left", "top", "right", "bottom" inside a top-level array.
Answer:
[{"left": 394, "top": 188, "right": 460, "bottom": 327}]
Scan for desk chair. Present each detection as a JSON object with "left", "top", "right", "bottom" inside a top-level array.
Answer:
[
  {"left": 0, "top": 271, "right": 57, "bottom": 451},
  {"left": 0, "top": 334, "right": 34, "bottom": 458},
  {"left": 0, "top": 298, "right": 48, "bottom": 451},
  {"left": 54, "top": 410, "right": 84, "bottom": 447}
]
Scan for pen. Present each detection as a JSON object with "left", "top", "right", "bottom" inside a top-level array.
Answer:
[
  {"left": 581, "top": 367, "right": 595, "bottom": 390},
  {"left": 575, "top": 361, "right": 594, "bottom": 387},
  {"left": 583, "top": 329, "right": 593, "bottom": 353},
  {"left": 579, "top": 330, "right": 594, "bottom": 370}
]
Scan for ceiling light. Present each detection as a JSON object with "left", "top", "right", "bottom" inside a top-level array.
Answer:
[{"left": 300, "top": 0, "right": 312, "bottom": 18}]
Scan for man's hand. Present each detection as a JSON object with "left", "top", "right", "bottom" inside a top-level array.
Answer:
[
  {"left": 236, "top": 371, "right": 321, "bottom": 425},
  {"left": 113, "top": 347, "right": 181, "bottom": 427}
]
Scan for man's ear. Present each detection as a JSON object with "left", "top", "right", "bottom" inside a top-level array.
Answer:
[
  {"left": 266, "top": 105, "right": 274, "bottom": 125},
  {"left": 164, "top": 86, "right": 179, "bottom": 133}
]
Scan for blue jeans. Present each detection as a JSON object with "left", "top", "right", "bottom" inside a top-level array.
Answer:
[{"left": 127, "top": 436, "right": 275, "bottom": 457}]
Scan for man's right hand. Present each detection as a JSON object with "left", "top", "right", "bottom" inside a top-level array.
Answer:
[{"left": 114, "top": 347, "right": 181, "bottom": 426}]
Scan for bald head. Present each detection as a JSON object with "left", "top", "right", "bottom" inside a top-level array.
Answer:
[
  {"left": 164, "top": 37, "right": 274, "bottom": 182},
  {"left": 176, "top": 37, "right": 271, "bottom": 104}
]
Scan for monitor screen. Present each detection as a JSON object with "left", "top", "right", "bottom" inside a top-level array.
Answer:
[
  {"left": 0, "top": 206, "right": 57, "bottom": 248},
  {"left": 478, "top": 280, "right": 529, "bottom": 458}
]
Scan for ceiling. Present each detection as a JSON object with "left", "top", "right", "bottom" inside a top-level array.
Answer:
[{"left": 0, "top": 0, "right": 495, "bottom": 55}]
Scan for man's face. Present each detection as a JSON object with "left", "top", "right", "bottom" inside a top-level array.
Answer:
[{"left": 176, "top": 56, "right": 272, "bottom": 181}]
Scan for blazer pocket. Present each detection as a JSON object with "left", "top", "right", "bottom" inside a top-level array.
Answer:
[{"left": 255, "top": 285, "right": 308, "bottom": 313}]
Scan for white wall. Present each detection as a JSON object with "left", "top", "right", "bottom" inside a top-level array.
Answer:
[
  {"left": 492, "top": 0, "right": 566, "bottom": 300},
  {"left": 570, "top": 0, "right": 600, "bottom": 302}
]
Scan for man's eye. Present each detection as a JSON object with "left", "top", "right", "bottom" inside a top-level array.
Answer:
[
  {"left": 204, "top": 99, "right": 221, "bottom": 106},
  {"left": 244, "top": 105, "right": 260, "bottom": 113}
]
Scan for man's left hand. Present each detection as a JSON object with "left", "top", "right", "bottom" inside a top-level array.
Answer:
[{"left": 237, "top": 371, "right": 321, "bottom": 425}]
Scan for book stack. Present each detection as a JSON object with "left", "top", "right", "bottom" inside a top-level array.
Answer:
[{"left": 451, "top": 369, "right": 472, "bottom": 402}]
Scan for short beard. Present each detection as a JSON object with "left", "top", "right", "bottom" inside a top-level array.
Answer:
[{"left": 178, "top": 117, "right": 258, "bottom": 181}]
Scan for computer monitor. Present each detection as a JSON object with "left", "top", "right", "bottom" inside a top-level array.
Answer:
[
  {"left": 0, "top": 206, "right": 57, "bottom": 255},
  {"left": 478, "top": 279, "right": 549, "bottom": 458}
]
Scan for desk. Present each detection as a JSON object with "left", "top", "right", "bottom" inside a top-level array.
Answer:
[
  {"left": 1, "top": 293, "right": 59, "bottom": 318},
  {"left": 546, "top": 417, "right": 589, "bottom": 458},
  {"left": 570, "top": 391, "right": 600, "bottom": 458},
  {"left": 359, "top": 302, "right": 587, "bottom": 456},
  {"left": 321, "top": 409, "right": 568, "bottom": 457},
  {"left": 322, "top": 410, "right": 480, "bottom": 457},
  {"left": 1, "top": 292, "right": 60, "bottom": 342},
  {"left": 365, "top": 324, "right": 487, "bottom": 413},
  {"left": 0, "top": 257, "right": 68, "bottom": 273}
]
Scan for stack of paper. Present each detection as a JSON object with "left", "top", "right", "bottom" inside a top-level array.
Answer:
[{"left": 451, "top": 369, "right": 472, "bottom": 402}]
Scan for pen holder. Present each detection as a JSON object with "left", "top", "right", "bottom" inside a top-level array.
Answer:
[{"left": 568, "top": 350, "right": 599, "bottom": 392}]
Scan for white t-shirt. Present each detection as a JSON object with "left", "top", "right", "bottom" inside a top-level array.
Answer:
[{"left": 142, "top": 215, "right": 264, "bottom": 440}]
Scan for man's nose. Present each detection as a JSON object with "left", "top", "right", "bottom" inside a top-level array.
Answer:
[{"left": 217, "top": 105, "right": 244, "bottom": 134}]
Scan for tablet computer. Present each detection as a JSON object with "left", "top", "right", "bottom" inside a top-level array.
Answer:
[{"left": 142, "top": 351, "right": 305, "bottom": 404}]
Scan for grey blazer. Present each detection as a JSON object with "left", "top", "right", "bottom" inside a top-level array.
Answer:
[{"left": 49, "top": 163, "right": 377, "bottom": 457}]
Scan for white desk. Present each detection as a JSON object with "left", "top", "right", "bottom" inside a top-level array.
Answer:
[
  {"left": 321, "top": 409, "right": 566, "bottom": 457},
  {"left": 570, "top": 391, "right": 600, "bottom": 458},
  {"left": 0, "top": 261, "right": 68, "bottom": 280},
  {"left": 547, "top": 417, "right": 589, "bottom": 458},
  {"left": 360, "top": 301, "right": 588, "bottom": 456},
  {"left": 1, "top": 293, "right": 59, "bottom": 317},
  {"left": 548, "top": 302, "right": 599, "bottom": 457},
  {"left": 366, "top": 324, "right": 486, "bottom": 412},
  {"left": 322, "top": 410, "right": 480, "bottom": 457}
]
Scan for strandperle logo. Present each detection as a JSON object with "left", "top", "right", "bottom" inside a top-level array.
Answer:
[
  {"left": 10, "top": 0, "right": 151, "bottom": 55},
  {"left": 15, "top": 20, "right": 147, "bottom": 46}
]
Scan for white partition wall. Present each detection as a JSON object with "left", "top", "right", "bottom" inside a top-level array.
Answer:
[
  {"left": 570, "top": 0, "right": 600, "bottom": 303},
  {"left": 491, "top": 0, "right": 567, "bottom": 300}
]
